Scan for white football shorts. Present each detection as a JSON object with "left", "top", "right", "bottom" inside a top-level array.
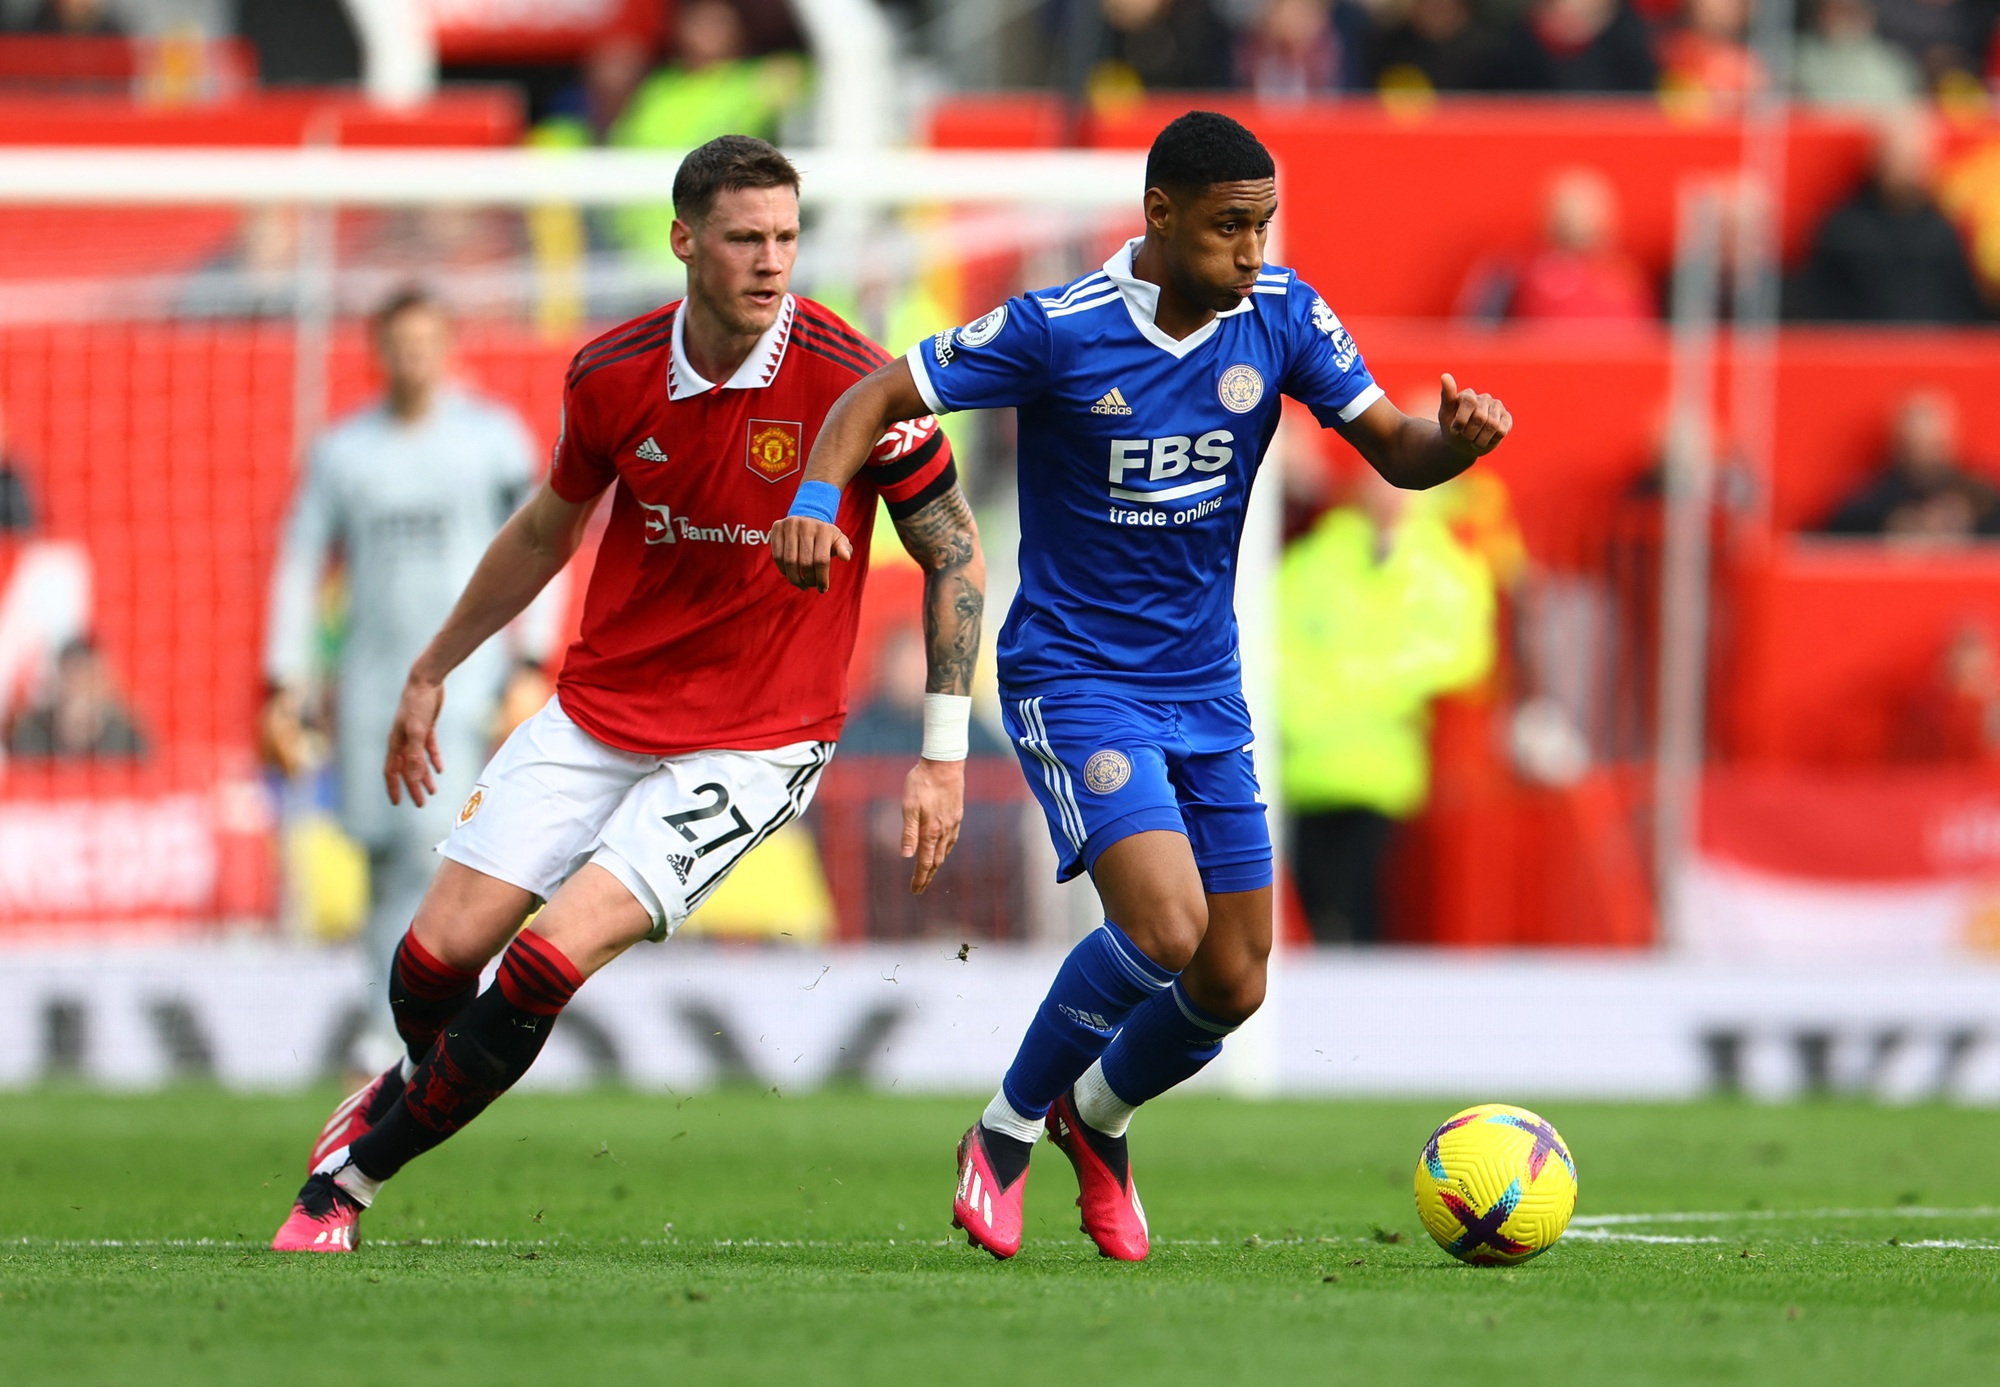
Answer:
[{"left": 440, "top": 696, "right": 833, "bottom": 942}]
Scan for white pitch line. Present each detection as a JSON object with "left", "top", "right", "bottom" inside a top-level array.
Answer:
[
  {"left": 1567, "top": 1228, "right": 1724, "bottom": 1245},
  {"left": 1573, "top": 1207, "right": 2000, "bottom": 1228}
]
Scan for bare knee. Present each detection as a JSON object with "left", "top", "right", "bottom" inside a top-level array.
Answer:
[
  {"left": 1183, "top": 948, "right": 1268, "bottom": 1024},
  {"left": 409, "top": 860, "right": 535, "bottom": 974},
  {"left": 1092, "top": 831, "right": 1211, "bottom": 971},
  {"left": 1115, "top": 893, "right": 1209, "bottom": 973}
]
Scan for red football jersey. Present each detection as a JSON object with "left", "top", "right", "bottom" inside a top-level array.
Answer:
[{"left": 548, "top": 294, "right": 952, "bottom": 756}]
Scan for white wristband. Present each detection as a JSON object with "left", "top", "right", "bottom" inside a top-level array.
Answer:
[{"left": 921, "top": 693, "right": 972, "bottom": 762}]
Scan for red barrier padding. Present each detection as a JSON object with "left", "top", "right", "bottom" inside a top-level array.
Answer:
[
  {"left": 1702, "top": 765, "right": 2000, "bottom": 882},
  {"left": 0, "top": 90, "right": 523, "bottom": 147},
  {"left": 1730, "top": 540, "right": 2000, "bottom": 764}
]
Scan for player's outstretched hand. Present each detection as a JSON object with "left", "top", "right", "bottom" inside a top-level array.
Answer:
[
  {"left": 1438, "top": 373, "right": 1512, "bottom": 457},
  {"left": 770, "top": 516, "right": 853, "bottom": 593},
  {"left": 902, "top": 756, "right": 965, "bottom": 895},
  {"left": 384, "top": 673, "right": 446, "bottom": 807}
]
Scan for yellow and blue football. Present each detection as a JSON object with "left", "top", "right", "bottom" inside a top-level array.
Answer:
[{"left": 1414, "top": 1103, "right": 1578, "bottom": 1265}]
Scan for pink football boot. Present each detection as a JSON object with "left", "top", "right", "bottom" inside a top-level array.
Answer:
[
  {"left": 952, "top": 1124, "right": 1029, "bottom": 1259},
  {"left": 271, "top": 1172, "right": 364, "bottom": 1253},
  {"left": 1047, "top": 1089, "right": 1148, "bottom": 1261}
]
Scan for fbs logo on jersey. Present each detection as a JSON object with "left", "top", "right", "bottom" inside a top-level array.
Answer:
[
  {"left": 1091, "top": 388, "right": 1135, "bottom": 416},
  {"left": 746, "top": 419, "right": 803, "bottom": 482},
  {"left": 635, "top": 436, "right": 668, "bottom": 463}
]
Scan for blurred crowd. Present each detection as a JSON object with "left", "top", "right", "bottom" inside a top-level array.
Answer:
[
  {"left": 1056, "top": 0, "right": 1997, "bottom": 104},
  {"left": 4, "top": 0, "right": 1998, "bottom": 109}
]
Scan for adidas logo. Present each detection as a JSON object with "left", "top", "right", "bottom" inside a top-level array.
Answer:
[
  {"left": 635, "top": 436, "right": 668, "bottom": 462},
  {"left": 1090, "top": 388, "right": 1134, "bottom": 416},
  {"left": 667, "top": 853, "right": 694, "bottom": 885}
]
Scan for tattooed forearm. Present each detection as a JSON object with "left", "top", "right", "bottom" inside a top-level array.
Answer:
[{"left": 893, "top": 485, "right": 986, "bottom": 697}]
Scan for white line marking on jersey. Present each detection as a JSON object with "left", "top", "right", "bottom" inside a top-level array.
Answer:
[
  {"left": 1108, "top": 476, "right": 1228, "bottom": 505},
  {"left": 1046, "top": 291, "right": 1122, "bottom": 320},
  {"left": 1036, "top": 272, "right": 1110, "bottom": 309}
]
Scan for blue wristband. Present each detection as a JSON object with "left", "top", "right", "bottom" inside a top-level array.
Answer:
[{"left": 788, "top": 480, "right": 841, "bottom": 524}]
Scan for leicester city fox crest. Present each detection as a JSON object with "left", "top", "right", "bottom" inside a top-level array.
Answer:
[{"left": 1083, "top": 749, "right": 1132, "bottom": 794}]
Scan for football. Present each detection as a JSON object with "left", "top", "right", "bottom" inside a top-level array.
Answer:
[{"left": 1414, "top": 1104, "right": 1579, "bottom": 1265}]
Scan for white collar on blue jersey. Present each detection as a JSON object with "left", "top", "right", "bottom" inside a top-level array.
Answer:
[
  {"left": 1102, "top": 237, "right": 1256, "bottom": 360},
  {"left": 668, "top": 292, "right": 796, "bottom": 401}
]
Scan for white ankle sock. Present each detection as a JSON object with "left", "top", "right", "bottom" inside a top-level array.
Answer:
[
  {"left": 316, "top": 1146, "right": 382, "bottom": 1207},
  {"left": 1073, "top": 1060, "right": 1136, "bottom": 1138},
  {"left": 980, "top": 1089, "right": 1045, "bottom": 1145}
]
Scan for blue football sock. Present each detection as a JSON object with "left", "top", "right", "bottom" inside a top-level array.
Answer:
[
  {"left": 1097, "top": 978, "right": 1240, "bottom": 1110},
  {"left": 997, "top": 921, "right": 1176, "bottom": 1122}
]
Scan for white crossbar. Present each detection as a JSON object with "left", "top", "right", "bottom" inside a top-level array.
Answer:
[{"left": 0, "top": 147, "right": 1147, "bottom": 208}]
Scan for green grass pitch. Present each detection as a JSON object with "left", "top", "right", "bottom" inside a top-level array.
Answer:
[{"left": 4, "top": 1089, "right": 2000, "bottom": 1385}]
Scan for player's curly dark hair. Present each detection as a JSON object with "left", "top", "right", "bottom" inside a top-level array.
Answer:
[
  {"left": 1145, "top": 112, "right": 1274, "bottom": 199},
  {"left": 673, "top": 135, "right": 802, "bottom": 225}
]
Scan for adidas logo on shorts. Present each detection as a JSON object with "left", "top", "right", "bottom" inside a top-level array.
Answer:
[
  {"left": 667, "top": 853, "right": 694, "bottom": 885},
  {"left": 1090, "top": 388, "right": 1134, "bottom": 416},
  {"left": 635, "top": 436, "right": 669, "bottom": 462}
]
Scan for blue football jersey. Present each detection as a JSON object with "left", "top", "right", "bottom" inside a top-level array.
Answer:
[{"left": 907, "top": 237, "right": 1382, "bottom": 700}]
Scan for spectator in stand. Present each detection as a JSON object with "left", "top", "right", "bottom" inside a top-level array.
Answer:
[
  {"left": 1658, "top": 0, "right": 1767, "bottom": 107},
  {"left": 1819, "top": 388, "right": 1999, "bottom": 538},
  {"left": 1786, "top": 111, "right": 1987, "bottom": 323},
  {"left": 1369, "top": 0, "right": 1497, "bottom": 92},
  {"left": 1278, "top": 461, "right": 1495, "bottom": 945},
  {"left": 1235, "top": 0, "right": 1350, "bottom": 98},
  {"left": 25, "top": 0, "right": 124, "bottom": 35},
  {"left": 0, "top": 398, "right": 36, "bottom": 533},
  {"left": 839, "top": 622, "right": 1015, "bottom": 939},
  {"left": 1087, "top": 0, "right": 1236, "bottom": 101},
  {"left": 8, "top": 638, "right": 144, "bottom": 760},
  {"left": 178, "top": 205, "right": 299, "bottom": 320},
  {"left": 1456, "top": 167, "right": 1656, "bottom": 322},
  {"left": 536, "top": 31, "right": 656, "bottom": 147},
  {"left": 841, "top": 623, "right": 1008, "bottom": 758},
  {"left": 1793, "top": 0, "right": 1924, "bottom": 105},
  {"left": 1873, "top": 0, "right": 1985, "bottom": 91},
  {"left": 1481, "top": 0, "right": 1660, "bottom": 92},
  {"left": 604, "top": 0, "right": 807, "bottom": 261},
  {"left": 1898, "top": 621, "right": 2000, "bottom": 762}
]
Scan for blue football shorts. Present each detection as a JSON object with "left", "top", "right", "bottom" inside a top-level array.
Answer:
[{"left": 1001, "top": 689, "right": 1273, "bottom": 895}]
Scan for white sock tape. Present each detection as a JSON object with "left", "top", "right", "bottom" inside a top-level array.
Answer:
[{"left": 921, "top": 693, "right": 972, "bottom": 762}]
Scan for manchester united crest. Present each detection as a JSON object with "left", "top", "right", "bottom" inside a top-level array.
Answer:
[
  {"left": 457, "top": 787, "right": 485, "bottom": 826},
  {"left": 745, "top": 419, "right": 803, "bottom": 482}
]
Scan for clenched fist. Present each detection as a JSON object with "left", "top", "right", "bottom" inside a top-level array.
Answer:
[{"left": 770, "top": 515, "right": 853, "bottom": 593}]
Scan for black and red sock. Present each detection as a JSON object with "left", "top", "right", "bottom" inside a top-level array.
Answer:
[
  {"left": 349, "top": 930, "right": 584, "bottom": 1183},
  {"left": 387, "top": 930, "right": 480, "bottom": 1064}
]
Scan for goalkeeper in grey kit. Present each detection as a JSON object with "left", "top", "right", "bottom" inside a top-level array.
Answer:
[{"left": 261, "top": 288, "right": 559, "bottom": 1044}]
